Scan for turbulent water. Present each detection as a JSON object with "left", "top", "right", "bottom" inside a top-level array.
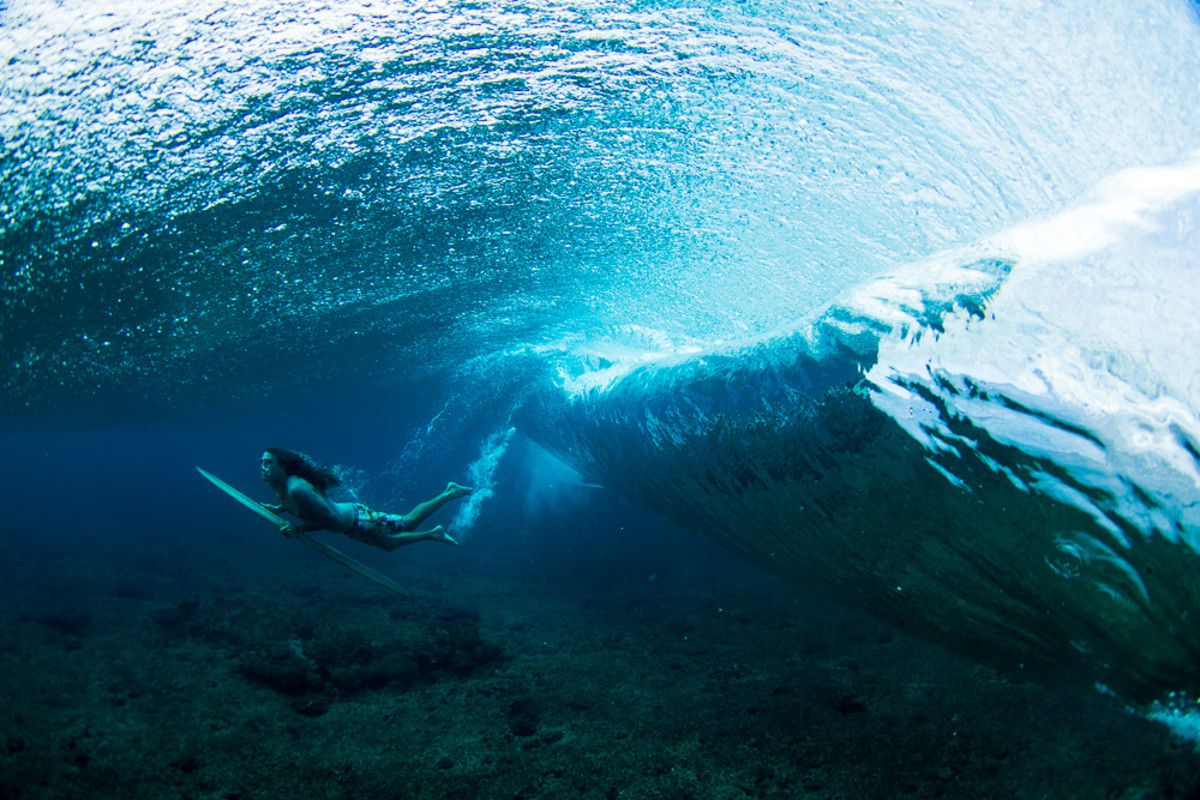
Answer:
[
  {"left": 6, "top": 0, "right": 1200, "bottom": 714},
  {"left": 524, "top": 160, "right": 1200, "bottom": 705}
]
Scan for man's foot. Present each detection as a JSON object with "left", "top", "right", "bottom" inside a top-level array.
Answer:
[
  {"left": 446, "top": 482, "right": 472, "bottom": 500},
  {"left": 428, "top": 525, "right": 460, "bottom": 546}
]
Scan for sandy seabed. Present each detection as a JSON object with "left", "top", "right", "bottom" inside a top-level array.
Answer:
[{"left": 1, "top": 519, "right": 1198, "bottom": 800}]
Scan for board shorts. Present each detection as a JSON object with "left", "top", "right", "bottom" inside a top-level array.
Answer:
[{"left": 344, "top": 503, "right": 410, "bottom": 548}]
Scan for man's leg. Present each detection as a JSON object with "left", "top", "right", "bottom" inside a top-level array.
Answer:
[
  {"left": 402, "top": 482, "right": 472, "bottom": 529},
  {"left": 382, "top": 525, "right": 459, "bottom": 550}
]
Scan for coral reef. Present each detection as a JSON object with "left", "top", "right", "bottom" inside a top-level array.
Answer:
[{"left": 1, "top": 529, "right": 1197, "bottom": 800}]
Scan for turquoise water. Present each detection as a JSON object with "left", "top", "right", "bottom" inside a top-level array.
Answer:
[{"left": 5, "top": 0, "right": 1200, "bottom": 722}]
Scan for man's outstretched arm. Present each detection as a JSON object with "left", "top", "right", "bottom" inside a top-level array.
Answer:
[{"left": 281, "top": 483, "right": 340, "bottom": 535}]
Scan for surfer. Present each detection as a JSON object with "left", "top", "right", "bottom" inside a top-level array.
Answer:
[{"left": 260, "top": 448, "right": 471, "bottom": 551}]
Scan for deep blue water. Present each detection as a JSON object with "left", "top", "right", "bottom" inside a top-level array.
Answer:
[{"left": 6, "top": 0, "right": 1200, "bottom": 745}]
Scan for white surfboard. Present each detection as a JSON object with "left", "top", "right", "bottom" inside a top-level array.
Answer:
[{"left": 196, "top": 466, "right": 409, "bottom": 596}]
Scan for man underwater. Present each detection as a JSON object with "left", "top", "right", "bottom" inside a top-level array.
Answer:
[{"left": 260, "top": 447, "right": 470, "bottom": 550}]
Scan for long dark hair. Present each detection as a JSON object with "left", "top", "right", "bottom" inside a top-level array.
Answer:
[{"left": 266, "top": 447, "right": 343, "bottom": 493}]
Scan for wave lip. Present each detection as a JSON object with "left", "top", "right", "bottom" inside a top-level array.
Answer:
[{"left": 521, "top": 155, "right": 1200, "bottom": 703}]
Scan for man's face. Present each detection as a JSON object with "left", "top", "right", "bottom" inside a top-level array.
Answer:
[{"left": 261, "top": 452, "right": 283, "bottom": 482}]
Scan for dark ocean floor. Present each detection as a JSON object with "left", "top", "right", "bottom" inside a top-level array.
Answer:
[{"left": 2, "top": 517, "right": 1199, "bottom": 800}]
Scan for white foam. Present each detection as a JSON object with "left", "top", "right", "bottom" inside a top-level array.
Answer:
[{"left": 448, "top": 427, "right": 514, "bottom": 537}]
